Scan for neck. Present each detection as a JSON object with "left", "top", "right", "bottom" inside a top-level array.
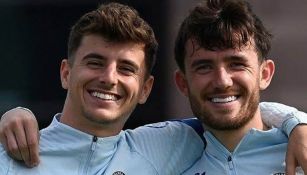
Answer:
[{"left": 205, "top": 109, "right": 268, "bottom": 152}]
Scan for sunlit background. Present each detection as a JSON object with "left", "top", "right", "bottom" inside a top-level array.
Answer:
[{"left": 0, "top": 0, "right": 306, "bottom": 129}]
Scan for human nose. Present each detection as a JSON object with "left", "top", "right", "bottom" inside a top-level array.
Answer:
[
  {"left": 99, "top": 64, "right": 118, "bottom": 87},
  {"left": 212, "top": 67, "right": 233, "bottom": 89}
]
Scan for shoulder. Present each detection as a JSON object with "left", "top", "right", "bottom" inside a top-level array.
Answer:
[
  {"left": 122, "top": 118, "right": 205, "bottom": 174},
  {"left": 126, "top": 118, "right": 204, "bottom": 142},
  {"left": 0, "top": 145, "right": 11, "bottom": 174}
]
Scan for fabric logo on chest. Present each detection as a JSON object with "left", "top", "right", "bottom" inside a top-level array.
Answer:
[
  {"left": 195, "top": 172, "right": 206, "bottom": 175},
  {"left": 112, "top": 171, "right": 125, "bottom": 175}
]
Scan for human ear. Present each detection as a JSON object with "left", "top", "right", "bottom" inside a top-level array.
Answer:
[
  {"left": 175, "top": 70, "right": 189, "bottom": 97},
  {"left": 259, "top": 59, "right": 275, "bottom": 90},
  {"left": 138, "top": 76, "right": 154, "bottom": 104},
  {"left": 60, "top": 59, "right": 70, "bottom": 90}
]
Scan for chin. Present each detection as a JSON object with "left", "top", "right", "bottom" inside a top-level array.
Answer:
[{"left": 89, "top": 116, "right": 117, "bottom": 125}]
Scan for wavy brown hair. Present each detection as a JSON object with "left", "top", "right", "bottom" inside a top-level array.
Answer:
[
  {"left": 174, "top": 0, "right": 272, "bottom": 72},
  {"left": 67, "top": 2, "right": 158, "bottom": 77}
]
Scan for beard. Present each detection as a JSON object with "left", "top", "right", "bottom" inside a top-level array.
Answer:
[{"left": 188, "top": 86, "right": 260, "bottom": 131}]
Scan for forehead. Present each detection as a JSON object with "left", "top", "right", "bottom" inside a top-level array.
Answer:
[
  {"left": 75, "top": 34, "right": 146, "bottom": 64},
  {"left": 185, "top": 39, "right": 259, "bottom": 63}
]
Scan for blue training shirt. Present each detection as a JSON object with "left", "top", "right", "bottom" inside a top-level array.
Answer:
[{"left": 0, "top": 102, "right": 306, "bottom": 175}]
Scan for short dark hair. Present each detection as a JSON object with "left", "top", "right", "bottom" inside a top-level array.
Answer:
[
  {"left": 174, "top": 0, "right": 272, "bottom": 72},
  {"left": 67, "top": 2, "right": 158, "bottom": 77}
]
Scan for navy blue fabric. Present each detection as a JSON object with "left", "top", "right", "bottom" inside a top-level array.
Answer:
[{"left": 177, "top": 118, "right": 206, "bottom": 148}]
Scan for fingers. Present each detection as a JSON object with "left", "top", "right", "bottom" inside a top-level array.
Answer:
[
  {"left": 0, "top": 107, "right": 40, "bottom": 167},
  {"left": 296, "top": 154, "right": 307, "bottom": 174},
  {"left": 286, "top": 124, "right": 307, "bottom": 175},
  {"left": 14, "top": 120, "right": 32, "bottom": 167},
  {"left": 1, "top": 120, "right": 24, "bottom": 160},
  {"left": 285, "top": 148, "right": 296, "bottom": 175},
  {"left": 24, "top": 118, "right": 40, "bottom": 167}
]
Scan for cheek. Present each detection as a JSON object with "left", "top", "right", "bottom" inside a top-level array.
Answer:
[
  {"left": 120, "top": 78, "right": 141, "bottom": 95},
  {"left": 233, "top": 72, "right": 259, "bottom": 89},
  {"left": 188, "top": 75, "right": 210, "bottom": 91},
  {"left": 69, "top": 70, "right": 92, "bottom": 89}
]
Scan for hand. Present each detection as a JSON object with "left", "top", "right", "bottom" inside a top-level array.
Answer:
[
  {"left": 286, "top": 124, "right": 307, "bottom": 175},
  {"left": 0, "top": 107, "right": 40, "bottom": 167}
]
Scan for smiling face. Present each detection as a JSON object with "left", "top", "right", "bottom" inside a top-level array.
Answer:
[
  {"left": 175, "top": 39, "right": 274, "bottom": 131},
  {"left": 60, "top": 34, "right": 153, "bottom": 136}
]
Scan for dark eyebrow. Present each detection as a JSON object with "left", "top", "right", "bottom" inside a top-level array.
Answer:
[
  {"left": 190, "top": 55, "right": 248, "bottom": 68},
  {"left": 191, "top": 59, "right": 213, "bottom": 68},
  {"left": 227, "top": 55, "right": 248, "bottom": 62},
  {"left": 82, "top": 53, "right": 106, "bottom": 61}
]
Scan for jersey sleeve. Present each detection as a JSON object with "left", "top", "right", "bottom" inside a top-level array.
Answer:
[
  {"left": 260, "top": 102, "right": 307, "bottom": 136},
  {"left": 125, "top": 120, "right": 204, "bottom": 175}
]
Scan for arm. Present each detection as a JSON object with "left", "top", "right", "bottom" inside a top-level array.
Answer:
[
  {"left": 260, "top": 102, "right": 307, "bottom": 175},
  {"left": 0, "top": 107, "right": 40, "bottom": 167}
]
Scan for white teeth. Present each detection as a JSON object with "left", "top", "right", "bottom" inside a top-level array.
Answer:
[
  {"left": 211, "top": 96, "right": 237, "bottom": 103},
  {"left": 91, "top": 92, "right": 117, "bottom": 100}
]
